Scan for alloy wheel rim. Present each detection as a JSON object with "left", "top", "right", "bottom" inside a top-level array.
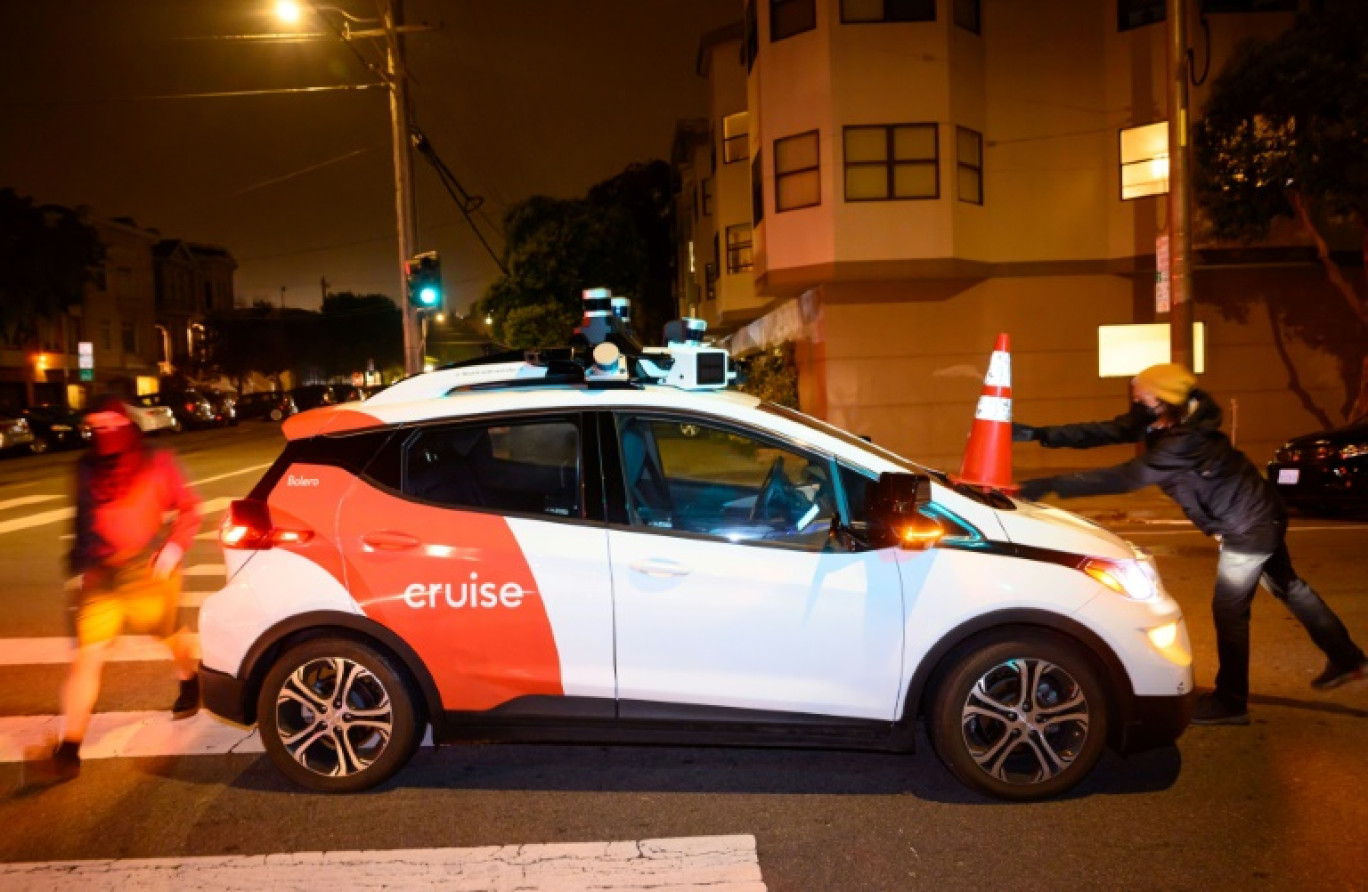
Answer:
[
  {"left": 275, "top": 656, "right": 393, "bottom": 778},
  {"left": 960, "top": 657, "right": 1090, "bottom": 786}
]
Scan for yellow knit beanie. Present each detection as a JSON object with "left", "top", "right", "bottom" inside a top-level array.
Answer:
[{"left": 1133, "top": 363, "right": 1197, "bottom": 406}]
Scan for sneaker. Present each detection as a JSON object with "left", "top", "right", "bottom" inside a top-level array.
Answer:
[
  {"left": 1311, "top": 658, "right": 1368, "bottom": 691},
  {"left": 1190, "top": 693, "right": 1250, "bottom": 726},
  {"left": 171, "top": 676, "right": 200, "bottom": 720},
  {"left": 24, "top": 739, "right": 81, "bottom": 785}
]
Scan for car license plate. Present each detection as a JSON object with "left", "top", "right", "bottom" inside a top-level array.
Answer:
[{"left": 1277, "top": 468, "right": 1300, "bottom": 485}]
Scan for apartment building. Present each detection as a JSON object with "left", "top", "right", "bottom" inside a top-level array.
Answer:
[{"left": 678, "top": 0, "right": 1359, "bottom": 471}]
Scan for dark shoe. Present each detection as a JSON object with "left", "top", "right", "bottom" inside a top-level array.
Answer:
[
  {"left": 1190, "top": 693, "right": 1250, "bottom": 726},
  {"left": 172, "top": 676, "right": 200, "bottom": 720},
  {"left": 1311, "top": 658, "right": 1367, "bottom": 690},
  {"left": 24, "top": 739, "right": 81, "bottom": 784}
]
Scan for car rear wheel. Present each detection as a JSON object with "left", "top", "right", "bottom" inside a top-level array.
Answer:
[
  {"left": 29, "top": 436, "right": 50, "bottom": 455},
  {"left": 257, "top": 638, "right": 422, "bottom": 793},
  {"left": 929, "top": 632, "right": 1108, "bottom": 801},
  {"left": 268, "top": 407, "right": 284, "bottom": 421}
]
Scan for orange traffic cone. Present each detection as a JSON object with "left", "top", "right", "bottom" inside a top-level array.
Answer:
[{"left": 957, "top": 333, "right": 1017, "bottom": 491}]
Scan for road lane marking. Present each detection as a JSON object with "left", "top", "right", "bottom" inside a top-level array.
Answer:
[
  {"left": 0, "top": 836, "right": 766, "bottom": 891},
  {"left": 1, "top": 711, "right": 264, "bottom": 761},
  {"left": 182, "top": 563, "right": 226, "bottom": 577},
  {"left": 189, "top": 462, "right": 273, "bottom": 487},
  {"left": 0, "top": 495, "right": 62, "bottom": 512}
]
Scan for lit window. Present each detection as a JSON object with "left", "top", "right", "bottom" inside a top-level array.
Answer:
[
  {"left": 841, "top": 0, "right": 934, "bottom": 23},
  {"left": 771, "top": 0, "right": 816, "bottom": 41},
  {"left": 723, "top": 112, "right": 750, "bottom": 164},
  {"left": 956, "top": 127, "right": 983, "bottom": 205},
  {"left": 1120, "top": 122, "right": 1169, "bottom": 200},
  {"left": 775, "top": 131, "right": 821, "bottom": 212},
  {"left": 726, "top": 224, "right": 754, "bottom": 273},
  {"left": 844, "top": 124, "right": 937, "bottom": 201}
]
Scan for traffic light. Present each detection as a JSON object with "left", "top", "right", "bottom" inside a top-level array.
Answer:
[{"left": 405, "top": 251, "right": 442, "bottom": 310}]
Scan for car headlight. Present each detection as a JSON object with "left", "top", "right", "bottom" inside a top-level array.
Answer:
[
  {"left": 1081, "top": 557, "right": 1160, "bottom": 602},
  {"left": 1340, "top": 443, "right": 1367, "bottom": 460}
]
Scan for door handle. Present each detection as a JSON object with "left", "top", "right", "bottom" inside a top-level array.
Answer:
[
  {"left": 629, "top": 559, "right": 690, "bottom": 578},
  {"left": 360, "top": 530, "right": 421, "bottom": 551}
]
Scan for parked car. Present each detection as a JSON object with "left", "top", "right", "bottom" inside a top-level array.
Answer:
[
  {"left": 326, "top": 383, "right": 368, "bottom": 404},
  {"left": 141, "top": 390, "right": 216, "bottom": 430},
  {"left": 0, "top": 413, "right": 36, "bottom": 454},
  {"left": 20, "top": 405, "right": 90, "bottom": 453},
  {"left": 204, "top": 388, "right": 239, "bottom": 426},
  {"left": 288, "top": 384, "right": 336, "bottom": 412},
  {"left": 1267, "top": 416, "right": 1368, "bottom": 516},
  {"left": 124, "top": 399, "right": 179, "bottom": 435},
  {"left": 201, "top": 324, "right": 1194, "bottom": 801},
  {"left": 236, "top": 391, "right": 297, "bottom": 422}
]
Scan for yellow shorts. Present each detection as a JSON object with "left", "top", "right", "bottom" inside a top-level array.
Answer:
[{"left": 75, "top": 565, "right": 183, "bottom": 647}]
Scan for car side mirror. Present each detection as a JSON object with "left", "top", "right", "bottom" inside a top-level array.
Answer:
[{"left": 870, "top": 472, "right": 944, "bottom": 551}]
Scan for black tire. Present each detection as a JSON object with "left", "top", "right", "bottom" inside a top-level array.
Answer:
[
  {"left": 29, "top": 436, "right": 50, "bottom": 455},
  {"left": 257, "top": 638, "right": 422, "bottom": 793},
  {"left": 929, "top": 631, "right": 1108, "bottom": 801}
]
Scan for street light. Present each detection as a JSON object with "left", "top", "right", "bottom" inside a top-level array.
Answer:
[{"left": 274, "top": 1, "right": 427, "bottom": 376}]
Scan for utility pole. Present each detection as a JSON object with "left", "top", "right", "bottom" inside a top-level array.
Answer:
[
  {"left": 1167, "top": 0, "right": 1194, "bottom": 369},
  {"left": 381, "top": 0, "right": 423, "bottom": 376}
]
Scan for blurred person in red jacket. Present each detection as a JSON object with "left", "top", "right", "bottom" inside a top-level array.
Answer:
[{"left": 28, "top": 395, "right": 202, "bottom": 783}]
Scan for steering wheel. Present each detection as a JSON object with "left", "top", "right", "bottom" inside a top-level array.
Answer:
[{"left": 749, "top": 456, "right": 796, "bottom": 524}]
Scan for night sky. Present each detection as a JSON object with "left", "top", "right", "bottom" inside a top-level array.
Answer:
[{"left": 0, "top": 0, "right": 739, "bottom": 314}]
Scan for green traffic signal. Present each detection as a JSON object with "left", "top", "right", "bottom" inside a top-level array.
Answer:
[{"left": 406, "top": 251, "right": 442, "bottom": 310}]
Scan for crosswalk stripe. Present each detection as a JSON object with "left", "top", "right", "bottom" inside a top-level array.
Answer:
[
  {"left": 0, "top": 495, "right": 62, "bottom": 512},
  {"left": 0, "top": 507, "right": 74, "bottom": 535},
  {"left": 0, "top": 836, "right": 766, "bottom": 891},
  {"left": 0, "top": 636, "right": 176, "bottom": 665},
  {"left": 1, "top": 711, "right": 264, "bottom": 762},
  {"left": 183, "top": 563, "right": 226, "bottom": 576}
]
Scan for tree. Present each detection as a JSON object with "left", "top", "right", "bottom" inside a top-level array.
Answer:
[
  {"left": 588, "top": 160, "right": 678, "bottom": 344},
  {"left": 1193, "top": 9, "right": 1368, "bottom": 422},
  {"left": 0, "top": 189, "right": 103, "bottom": 346},
  {"left": 474, "top": 160, "right": 678, "bottom": 348}
]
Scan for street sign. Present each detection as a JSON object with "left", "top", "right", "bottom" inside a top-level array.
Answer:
[
  {"left": 78, "top": 341, "right": 94, "bottom": 370},
  {"left": 79, "top": 369, "right": 93, "bottom": 382}
]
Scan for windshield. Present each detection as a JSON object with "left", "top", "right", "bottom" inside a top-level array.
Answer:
[
  {"left": 758, "top": 402, "right": 1016, "bottom": 508},
  {"left": 759, "top": 402, "right": 929, "bottom": 474}
]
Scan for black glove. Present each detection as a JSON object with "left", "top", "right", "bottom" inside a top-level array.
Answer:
[
  {"left": 1017, "top": 478, "right": 1053, "bottom": 501},
  {"left": 1012, "top": 423, "right": 1039, "bottom": 443}
]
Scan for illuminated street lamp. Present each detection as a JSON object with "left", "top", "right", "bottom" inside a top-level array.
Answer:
[{"left": 274, "top": 1, "right": 427, "bottom": 376}]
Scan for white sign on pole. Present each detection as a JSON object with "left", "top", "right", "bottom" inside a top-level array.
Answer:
[
  {"left": 77, "top": 341, "right": 94, "bottom": 370},
  {"left": 1155, "top": 234, "right": 1171, "bottom": 314}
]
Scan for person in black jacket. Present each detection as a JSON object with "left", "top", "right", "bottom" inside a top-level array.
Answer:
[{"left": 1014, "top": 363, "right": 1366, "bottom": 725}]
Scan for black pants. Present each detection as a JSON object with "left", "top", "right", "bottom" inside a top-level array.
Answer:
[{"left": 1212, "top": 537, "right": 1364, "bottom": 707}]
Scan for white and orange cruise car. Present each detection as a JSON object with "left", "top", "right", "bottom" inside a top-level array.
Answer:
[{"left": 199, "top": 305, "right": 1194, "bottom": 801}]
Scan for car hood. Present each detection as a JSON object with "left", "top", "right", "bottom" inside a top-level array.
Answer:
[{"left": 932, "top": 485, "right": 1136, "bottom": 560}]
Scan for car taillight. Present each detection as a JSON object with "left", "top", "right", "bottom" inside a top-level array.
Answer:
[{"left": 220, "top": 499, "right": 315, "bottom": 550}]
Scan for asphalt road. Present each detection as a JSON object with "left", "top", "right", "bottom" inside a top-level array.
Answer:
[{"left": 1, "top": 424, "right": 1366, "bottom": 890}]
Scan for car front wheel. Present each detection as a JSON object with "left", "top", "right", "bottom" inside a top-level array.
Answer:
[
  {"left": 29, "top": 436, "right": 50, "bottom": 455},
  {"left": 929, "top": 632, "right": 1108, "bottom": 801},
  {"left": 257, "top": 638, "right": 422, "bottom": 793}
]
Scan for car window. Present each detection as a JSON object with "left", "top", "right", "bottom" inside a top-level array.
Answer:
[
  {"left": 616, "top": 415, "right": 836, "bottom": 549},
  {"left": 401, "top": 418, "right": 581, "bottom": 518}
]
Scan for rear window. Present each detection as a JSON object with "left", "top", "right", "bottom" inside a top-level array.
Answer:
[{"left": 401, "top": 417, "right": 582, "bottom": 518}]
